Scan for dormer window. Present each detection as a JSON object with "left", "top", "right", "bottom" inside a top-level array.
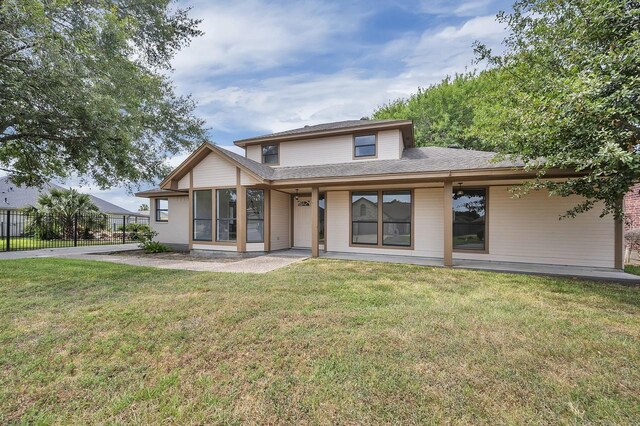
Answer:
[
  {"left": 353, "top": 134, "right": 376, "bottom": 158},
  {"left": 262, "top": 144, "right": 279, "bottom": 164}
]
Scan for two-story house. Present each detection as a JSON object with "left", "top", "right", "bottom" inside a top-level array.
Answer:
[{"left": 136, "top": 119, "right": 622, "bottom": 270}]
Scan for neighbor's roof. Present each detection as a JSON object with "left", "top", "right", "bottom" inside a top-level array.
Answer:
[
  {"left": 234, "top": 119, "right": 414, "bottom": 147},
  {"left": 0, "top": 176, "right": 137, "bottom": 215}
]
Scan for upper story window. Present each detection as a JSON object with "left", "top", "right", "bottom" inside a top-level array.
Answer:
[
  {"left": 155, "top": 198, "right": 168, "bottom": 222},
  {"left": 262, "top": 144, "right": 279, "bottom": 164},
  {"left": 353, "top": 134, "right": 376, "bottom": 158}
]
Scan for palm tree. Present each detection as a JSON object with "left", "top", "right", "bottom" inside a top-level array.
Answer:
[{"left": 24, "top": 188, "right": 105, "bottom": 239}]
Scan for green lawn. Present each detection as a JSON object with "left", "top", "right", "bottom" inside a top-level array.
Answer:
[{"left": 0, "top": 259, "right": 638, "bottom": 424}]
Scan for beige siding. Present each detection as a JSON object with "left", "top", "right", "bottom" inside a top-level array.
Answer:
[
  {"left": 192, "top": 244, "right": 236, "bottom": 251},
  {"left": 246, "top": 242, "right": 265, "bottom": 252},
  {"left": 270, "top": 190, "right": 290, "bottom": 250},
  {"left": 249, "top": 129, "right": 403, "bottom": 167},
  {"left": 327, "top": 186, "right": 616, "bottom": 268},
  {"left": 177, "top": 173, "right": 190, "bottom": 189},
  {"left": 150, "top": 196, "right": 189, "bottom": 245},
  {"left": 376, "top": 129, "right": 403, "bottom": 161},
  {"left": 246, "top": 145, "right": 261, "bottom": 163},
  {"left": 192, "top": 152, "right": 236, "bottom": 187},
  {"left": 454, "top": 187, "right": 615, "bottom": 268},
  {"left": 241, "top": 170, "right": 260, "bottom": 186}
]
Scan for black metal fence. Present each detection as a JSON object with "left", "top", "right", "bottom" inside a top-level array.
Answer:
[{"left": 0, "top": 210, "right": 150, "bottom": 252}]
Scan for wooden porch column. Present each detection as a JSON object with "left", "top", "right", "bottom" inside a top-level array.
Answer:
[
  {"left": 311, "top": 187, "right": 319, "bottom": 258},
  {"left": 236, "top": 168, "right": 246, "bottom": 253},
  {"left": 443, "top": 181, "right": 453, "bottom": 267},
  {"left": 264, "top": 189, "right": 271, "bottom": 253}
]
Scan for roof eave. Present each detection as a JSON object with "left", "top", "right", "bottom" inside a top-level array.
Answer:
[{"left": 233, "top": 120, "right": 414, "bottom": 147}]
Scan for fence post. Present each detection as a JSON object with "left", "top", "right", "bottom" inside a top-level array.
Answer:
[
  {"left": 73, "top": 213, "right": 78, "bottom": 247},
  {"left": 5, "top": 210, "right": 10, "bottom": 251},
  {"left": 122, "top": 215, "right": 126, "bottom": 244}
]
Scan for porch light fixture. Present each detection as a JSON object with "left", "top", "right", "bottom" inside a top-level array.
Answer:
[
  {"left": 295, "top": 189, "right": 299, "bottom": 201},
  {"left": 455, "top": 183, "right": 464, "bottom": 197}
]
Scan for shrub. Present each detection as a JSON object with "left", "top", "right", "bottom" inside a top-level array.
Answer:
[
  {"left": 125, "top": 223, "right": 152, "bottom": 241},
  {"left": 624, "top": 229, "right": 640, "bottom": 252},
  {"left": 136, "top": 227, "right": 170, "bottom": 253},
  {"left": 142, "top": 241, "right": 170, "bottom": 253}
]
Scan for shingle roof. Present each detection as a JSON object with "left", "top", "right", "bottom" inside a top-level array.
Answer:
[
  {"left": 234, "top": 119, "right": 411, "bottom": 144},
  {"left": 0, "top": 176, "right": 137, "bottom": 215},
  {"left": 213, "top": 146, "right": 522, "bottom": 182}
]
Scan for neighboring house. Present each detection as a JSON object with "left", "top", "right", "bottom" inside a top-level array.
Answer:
[
  {"left": 136, "top": 119, "right": 623, "bottom": 270},
  {"left": 624, "top": 183, "right": 640, "bottom": 231},
  {"left": 0, "top": 177, "right": 144, "bottom": 236}
]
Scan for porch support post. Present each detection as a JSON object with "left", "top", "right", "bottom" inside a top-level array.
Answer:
[
  {"left": 311, "top": 186, "right": 319, "bottom": 258},
  {"left": 614, "top": 197, "right": 623, "bottom": 270},
  {"left": 236, "top": 168, "right": 247, "bottom": 253},
  {"left": 443, "top": 181, "right": 453, "bottom": 267},
  {"left": 264, "top": 189, "right": 271, "bottom": 253}
]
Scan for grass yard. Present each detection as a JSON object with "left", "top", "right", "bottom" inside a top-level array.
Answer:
[
  {"left": 0, "top": 238, "right": 135, "bottom": 251},
  {"left": 0, "top": 258, "right": 638, "bottom": 424}
]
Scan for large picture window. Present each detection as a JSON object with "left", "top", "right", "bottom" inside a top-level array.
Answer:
[
  {"left": 155, "top": 198, "right": 168, "bottom": 222},
  {"left": 453, "top": 188, "right": 486, "bottom": 251},
  {"left": 246, "top": 189, "right": 264, "bottom": 243},
  {"left": 193, "top": 190, "right": 212, "bottom": 241},
  {"left": 216, "top": 189, "right": 237, "bottom": 242},
  {"left": 352, "top": 192, "right": 378, "bottom": 244},
  {"left": 352, "top": 190, "right": 413, "bottom": 247},
  {"left": 353, "top": 134, "right": 376, "bottom": 158},
  {"left": 262, "top": 144, "right": 279, "bottom": 164},
  {"left": 382, "top": 191, "right": 411, "bottom": 246}
]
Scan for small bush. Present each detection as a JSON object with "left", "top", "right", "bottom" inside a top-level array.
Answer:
[
  {"left": 125, "top": 223, "right": 152, "bottom": 241},
  {"left": 142, "top": 241, "right": 170, "bottom": 253}
]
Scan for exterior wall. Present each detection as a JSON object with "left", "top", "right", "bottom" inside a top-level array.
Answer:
[
  {"left": 241, "top": 170, "right": 260, "bottom": 186},
  {"left": 192, "top": 243, "right": 236, "bottom": 251},
  {"left": 192, "top": 152, "right": 236, "bottom": 187},
  {"left": 624, "top": 183, "right": 640, "bottom": 230},
  {"left": 455, "top": 187, "right": 615, "bottom": 268},
  {"left": 150, "top": 196, "right": 189, "bottom": 246},
  {"left": 177, "top": 173, "right": 190, "bottom": 189},
  {"left": 244, "top": 129, "right": 404, "bottom": 167},
  {"left": 270, "top": 190, "right": 291, "bottom": 250},
  {"left": 326, "top": 185, "right": 616, "bottom": 268},
  {"left": 246, "top": 145, "right": 261, "bottom": 163}
]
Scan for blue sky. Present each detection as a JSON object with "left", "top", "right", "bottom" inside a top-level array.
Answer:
[{"left": 74, "top": 0, "right": 513, "bottom": 211}]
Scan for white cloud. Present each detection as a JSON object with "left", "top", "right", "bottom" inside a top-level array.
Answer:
[{"left": 172, "top": 0, "right": 361, "bottom": 79}]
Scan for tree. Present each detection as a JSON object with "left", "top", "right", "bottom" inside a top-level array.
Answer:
[
  {"left": 24, "top": 188, "right": 104, "bottom": 239},
  {"left": 473, "top": 0, "right": 640, "bottom": 218},
  {"left": 372, "top": 71, "right": 500, "bottom": 151},
  {"left": 138, "top": 203, "right": 149, "bottom": 212},
  {"left": 0, "top": 0, "right": 206, "bottom": 188}
]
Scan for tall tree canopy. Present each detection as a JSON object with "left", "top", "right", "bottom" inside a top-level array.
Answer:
[
  {"left": 474, "top": 0, "right": 640, "bottom": 218},
  {"left": 0, "top": 0, "right": 206, "bottom": 188},
  {"left": 373, "top": 72, "right": 500, "bottom": 151}
]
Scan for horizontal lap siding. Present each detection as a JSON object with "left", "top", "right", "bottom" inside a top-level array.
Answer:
[
  {"left": 178, "top": 174, "right": 190, "bottom": 189},
  {"left": 191, "top": 244, "right": 236, "bottom": 251},
  {"left": 454, "top": 187, "right": 615, "bottom": 268},
  {"left": 246, "top": 145, "right": 261, "bottom": 163},
  {"left": 270, "top": 190, "right": 290, "bottom": 250},
  {"left": 376, "top": 129, "right": 403, "bottom": 161},
  {"left": 192, "top": 153, "right": 236, "bottom": 187},
  {"left": 241, "top": 171, "right": 260, "bottom": 186},
  {"left": 152, "top": 196, "right": 189, "bottom": 244}
]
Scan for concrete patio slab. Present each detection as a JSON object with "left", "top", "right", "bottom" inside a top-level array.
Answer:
[{"left": 318, "top": 251, "right": 640, "bottom": 284}]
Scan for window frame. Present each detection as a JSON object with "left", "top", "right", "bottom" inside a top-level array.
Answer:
[
  {"left": 192, "top": 189, "right": 213, "bottom": 241},
  {"left": 216, "top": 188, "right": 237, "bottom": 243},
  {"left": 382, "top": 191, "right": 412, "bottom": 247},
  {"left": 452, "top": 186, "right": 489, "bottom": 253},
  {"left": 261, "top": 143, "right": 279, "bottom": 165},
  {"left": 155, "top": 198, "right": 169, "bottom": 222},
  {"left": 352, "top": 133, "right": 377, "bottom": 159},
  {"left": 246, "top": 188, "right": 264, "bottom": 243},
  {"left": 349, "top": 189, "right": 414, "bottom": 250}
]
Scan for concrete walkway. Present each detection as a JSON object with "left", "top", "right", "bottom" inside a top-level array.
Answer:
[
  {"left": 70, "top": 251, "right": 309, "bottom": 273},
  {"left": 318, "top": 251, "right": 640, "bottom": 284},
  {"left": 0, "top": 244, "right": 139, "bottom": 259}
]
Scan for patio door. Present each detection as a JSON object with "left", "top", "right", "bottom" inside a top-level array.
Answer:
[{"left": 293, "top": 196, "right": 311, "bottom": 247}]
